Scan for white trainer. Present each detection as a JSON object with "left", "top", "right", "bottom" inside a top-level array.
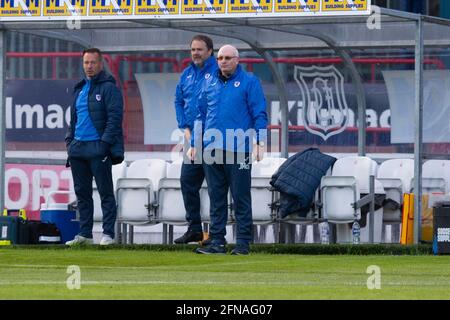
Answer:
[
  {"left": 65, "top": 235, "right": 94, "bottom": 246},
  {"left": 100, "top": 234, "right": 115, "bottom": 246}
]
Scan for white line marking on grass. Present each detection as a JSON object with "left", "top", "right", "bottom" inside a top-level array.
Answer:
[
  {"left": 3, "top": 282, "right": 241, "bottom": 286},
  {"left": 0, "top": 280, "right": 346, "bottom": 286},
  {"left": 2, "top": 279, "right": 450, "bottom": 287},
  {"left": 0, "top": 264, "right": 67, "bottom": 269},
  {"left": 0, "top": 261, "right": 260, "bottom": 270}
]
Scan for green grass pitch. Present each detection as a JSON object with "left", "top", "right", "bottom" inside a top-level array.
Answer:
[{"left": 0, "top": 245, "right": 449, "bottom": 300}]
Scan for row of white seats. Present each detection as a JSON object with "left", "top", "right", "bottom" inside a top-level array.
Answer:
[
  {"left": 107, "top": 157, "right": 288, "bottom": 225},
  {"left": 91, "top": 157, "right": 450, "bottom": 244},
  {"left": 322, "top": 157, "right": 450, "bottom": 243},
  {"left": 373, "top": 158, "right": 450, "bottom": 224},
  {"left": 92, "top": 157, "right": 290, "bottom": 243}
]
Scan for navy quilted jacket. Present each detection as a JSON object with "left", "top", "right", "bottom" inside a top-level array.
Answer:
[
  {"left": 66, "top": 70, "right": 124, "bottom": 164},
  {"left": 270, "top": 148, "right": 336, "bottom": 218}
]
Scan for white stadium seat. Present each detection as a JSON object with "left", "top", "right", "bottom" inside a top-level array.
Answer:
[
  {"left": 422, "top": 160, "right": 450, "bottom": 194},
  {"left": 116, "top": 159, "right": 166, "bottom": 225},
  {"left": 321, "top": 156, "right": 385, "bottom": 243},
  {"left": 377, "top": 158, "right": 414, "bottom": 222},
  {"left": 251, "top": 157, "right": 286, "bottom": 224},
  {"left": 157, "top": 158, "right": 186, "bottom": 225},
  {"left": 377, "top": 158, "right": 414, "bottom": 243}
]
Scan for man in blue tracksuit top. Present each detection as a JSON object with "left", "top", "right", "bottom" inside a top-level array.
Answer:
[
  {"left": 65, "top": 48, "right": 124, "bottom": 246},
  {"left": 191, "top": 45, "right": 268, "bottom": 255},
  {"left": 173, "top": 35, "right": 218, "bottom": 244}
]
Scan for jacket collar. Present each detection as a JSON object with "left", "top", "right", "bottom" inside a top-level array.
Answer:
[
  {"left": 74, "top": 70, "right": 114, "bottom": 91},
  {"left": 190, "top": 55, "right": 217, "bottom": 72},
  {"left": 203, "top": 55, "right": 217, "bottom": 70},
  {"left": 218, "top": 64, "right": 242, "bottom": 83}
]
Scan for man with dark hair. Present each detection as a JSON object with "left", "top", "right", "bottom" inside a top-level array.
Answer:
[
  {"left": 65, "top": 48, "right": 124, "bottom": 246},
  {"left": 173, "top": 35, "right": 218, "bottom": 244}
]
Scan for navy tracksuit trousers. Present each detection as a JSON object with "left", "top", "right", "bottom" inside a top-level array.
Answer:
[
  {"left": 180, "top": 162, "right": 205, "bottom": 233},
  {"left": 203, "top": 150, "right": 252, "bottom": 246},
  {"left": 68, "top": 140, "right": 116, "bottom": 239}
]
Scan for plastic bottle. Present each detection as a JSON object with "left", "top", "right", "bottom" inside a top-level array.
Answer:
[
  {"left": 321, "top": 221, "right": 330, "bottom": 245},
  {"left": 352, "top": 221, "right": 361, "bottom": 245}
]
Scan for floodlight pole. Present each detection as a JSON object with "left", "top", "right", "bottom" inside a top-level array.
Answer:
[
  {"left": 0, "top": 30, "right": 6, "bottom": 213},
  {"left": 413, "top": 17, "right": 424, "bottom": 245}
]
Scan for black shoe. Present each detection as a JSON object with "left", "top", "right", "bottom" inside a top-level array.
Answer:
[
  {"left": 195, "top": 244, "right": 227, "bottom": 254},
  {"left": 174, "top": 229, "right": 203, "bottom": 244},
  {"left": 231, "top": 245, "right": 250, "bottom": 255},
  {"left": 202, "top": 237, "right": 227, "bottom": 246}
]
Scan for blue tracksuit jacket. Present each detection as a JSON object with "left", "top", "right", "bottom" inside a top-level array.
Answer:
[
  {"left": 193, "top": 65, "right": 268, "bottom": 153},
  {"left": 174, "top": 55, "right": 218, "bottom": 131}
]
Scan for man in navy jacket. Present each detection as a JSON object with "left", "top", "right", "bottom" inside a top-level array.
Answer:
[
  {"left": 173, "top": 35, "right": 218, "bottom": 244},
  {"left": 191, "top": 45, "right": 268, "bottom": 255},
  {"left": 65, "top": 48, "right": 124, "bottom": 246}
]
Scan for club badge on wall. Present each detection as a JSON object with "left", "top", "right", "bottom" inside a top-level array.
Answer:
[{"left": 295, "top": 65, "right": 350, "bottom": 141}]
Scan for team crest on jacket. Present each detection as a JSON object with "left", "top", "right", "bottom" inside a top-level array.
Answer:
[
  {"left": 96, "top": 94, "right": 101, "bottom": 101},
  {"left": 294, "top": 65, "right": 349, "bottom": 141},
  {"left": 234, "top": 81, "right": 240, "bottom": 88},
  {"left": 205, "top": 73, "right": 211, "bottom": 79}
]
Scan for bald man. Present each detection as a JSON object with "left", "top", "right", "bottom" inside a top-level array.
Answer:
[{"left": 191, "top": 45, "right": 268, "bottom": 255}]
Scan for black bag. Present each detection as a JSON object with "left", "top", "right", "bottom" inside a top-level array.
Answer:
[
  {"left": 2, "top": 209, "right": 61, "bottom": 245},
  {"left": 27, "top": 221, "right": 62, "bottom": 244}
]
